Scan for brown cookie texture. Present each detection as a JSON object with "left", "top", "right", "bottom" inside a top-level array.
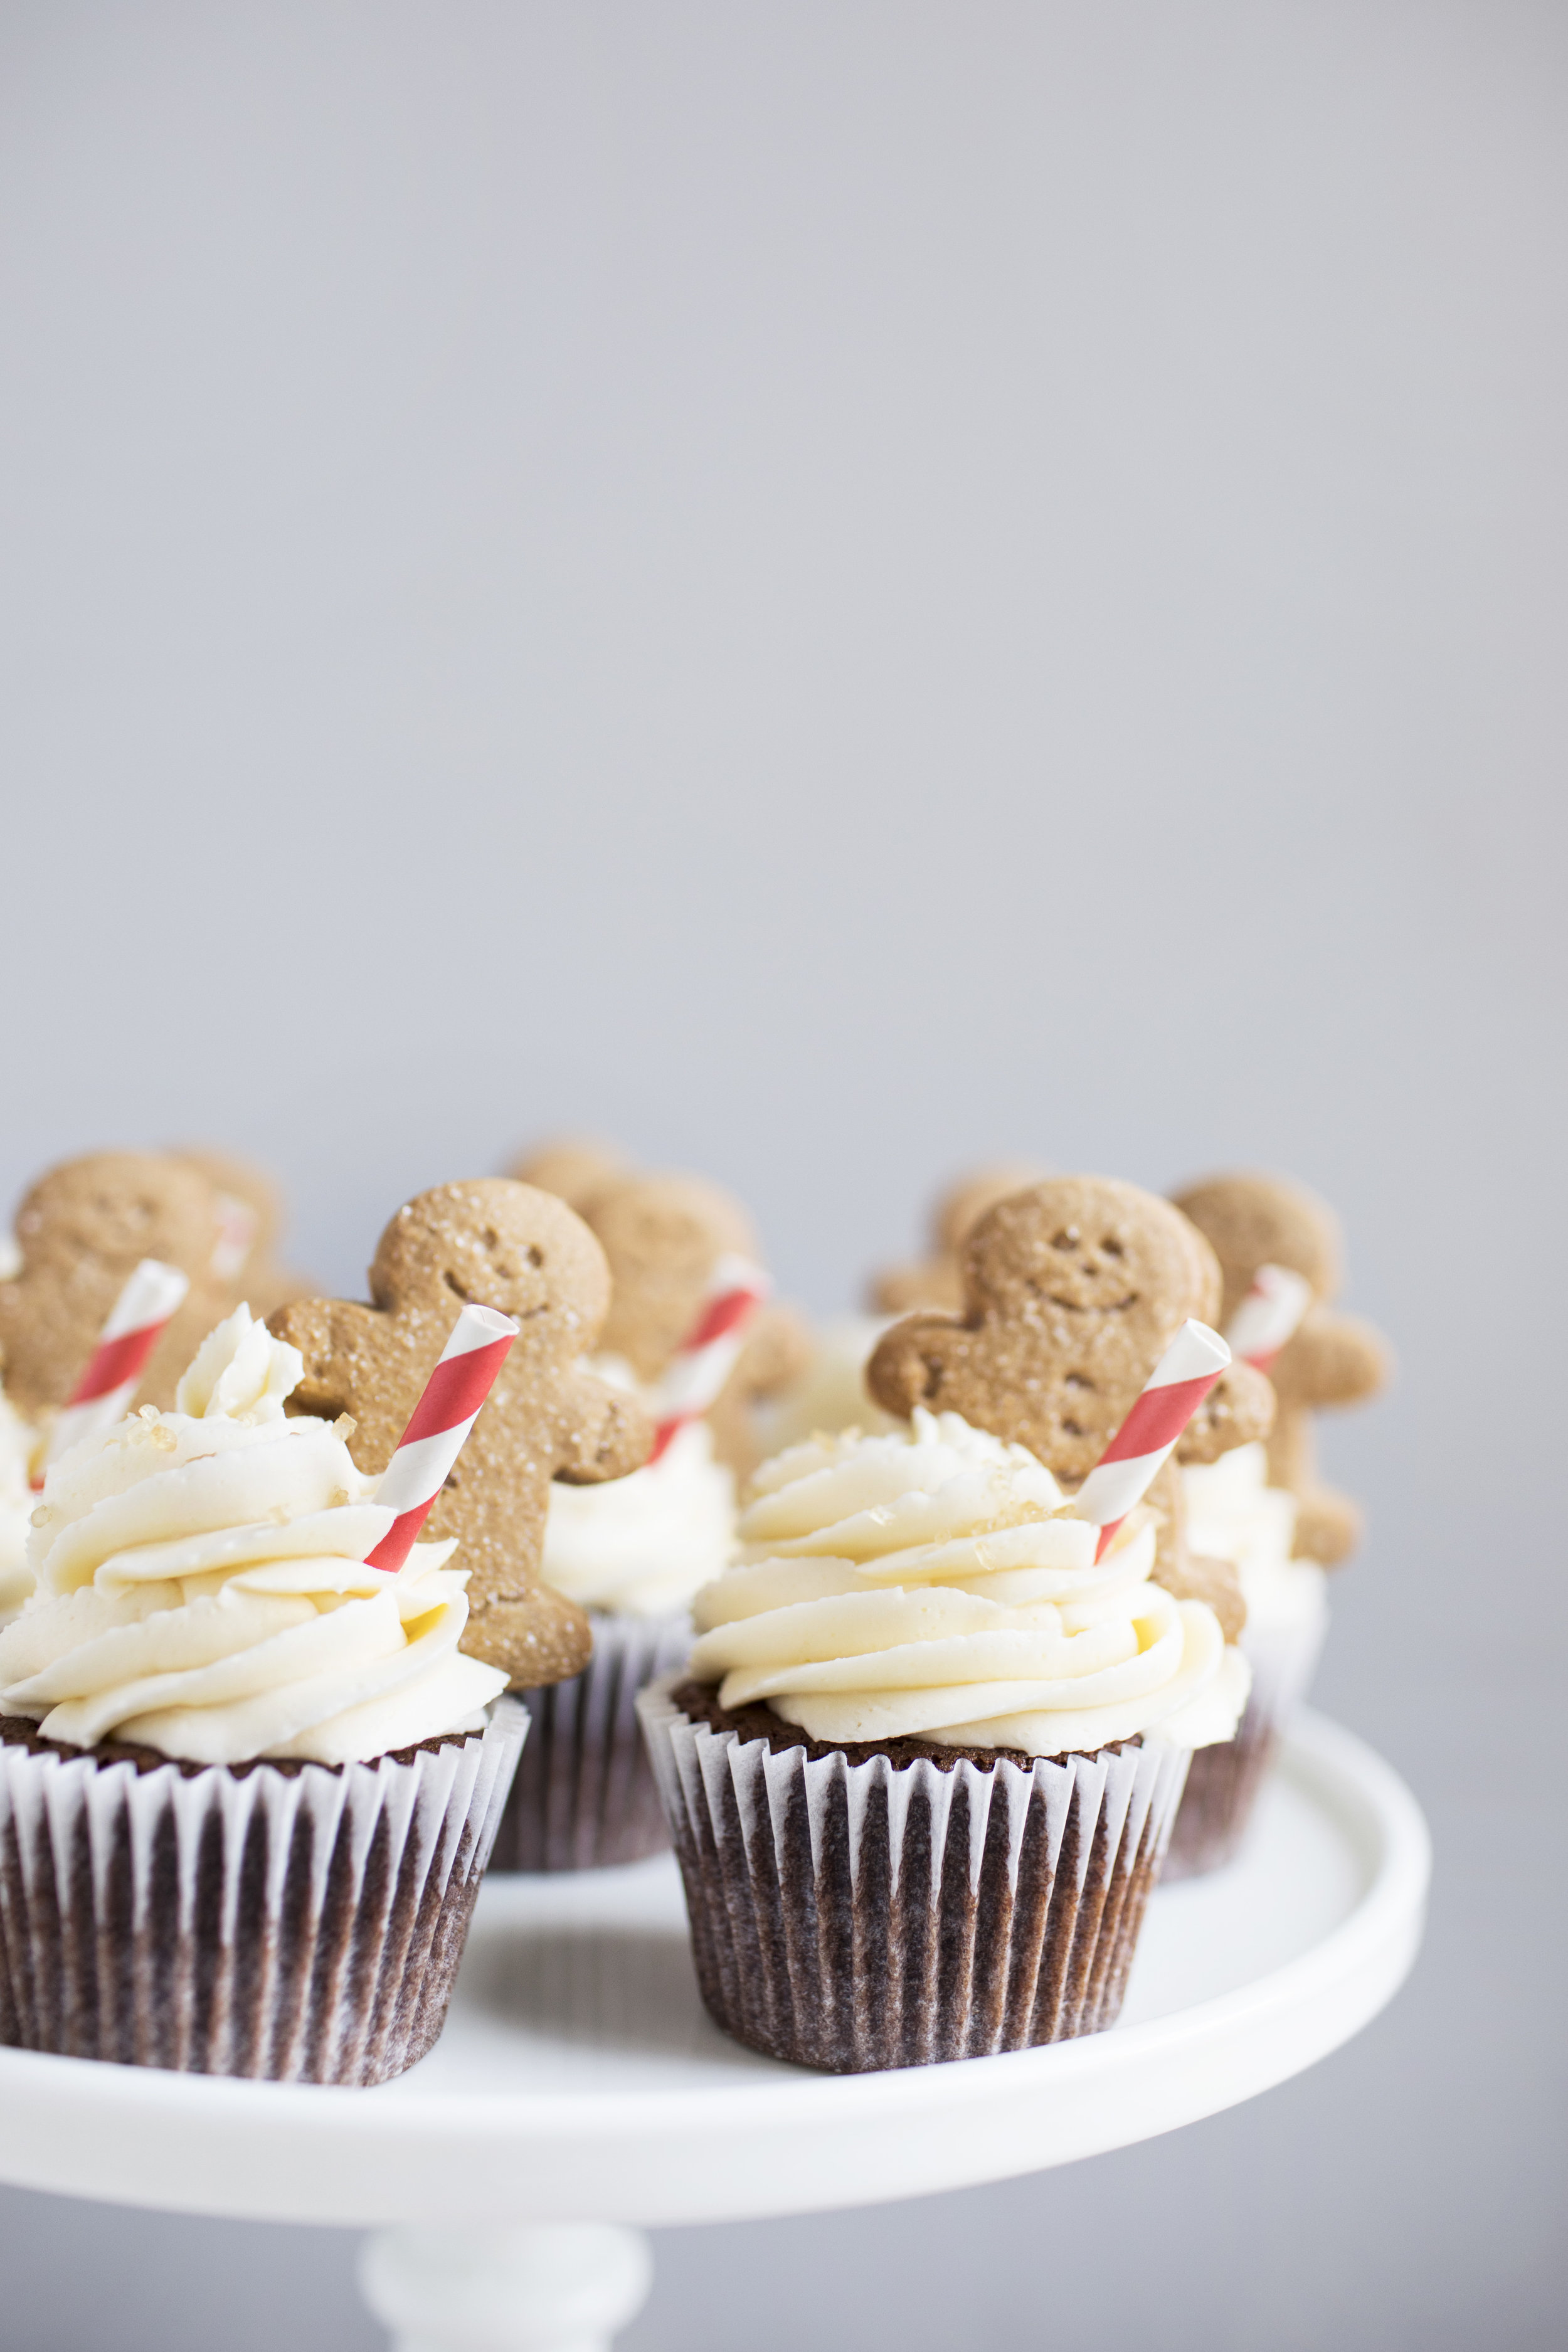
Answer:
[
  {"left": 550, "top": 1164, "right": 805, "bottom": 1479},
  {"left": 173, "top": 1147, "right": 315, "bottom": 1317},
  {"left": 509, "top": 1136, "right": 630, "bottom": 1217},
  {"left": 870, "top": 1160, "right": 1052, "bottom": 1316},
  {"left": 866, "top": 1175, "right": 1271, "bottom": 1594},
  {"left": 269, "top": 1179, "right": 652, "bottom": 1690},
  {"left": 869, "top": 1176, "right": 1221, "bottom": 1480},
  {"left": 0, "top": 1152, "right": 238, "bottom": 1417},
  {"left": 1173, "top": 1170, "right": 1392, "bottom": 1567},
  {"left": 1174, "top": 1356, "right": 1275, "bottom": 1465},
  {"left": 1150, "top": 1550, "right": 1248, "bottom": 1645},
  {"left": 585, "top": 1172, "right": 758, "bottom": 1380}
]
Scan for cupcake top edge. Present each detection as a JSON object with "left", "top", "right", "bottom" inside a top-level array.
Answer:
[
  {"left": 0, "top": 1304, "right": 508, "bottom": 1769},
  {"left": 687, "top": 1406, "right": 1249, "bottom": 1760}
]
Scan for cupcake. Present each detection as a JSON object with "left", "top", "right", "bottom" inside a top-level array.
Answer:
[
  {"left": 640, "top": 1171, "right": 1273, "bottom": 2072},
  {"left": 640, "top": 1409, "right": 1247, "bottom": 2073},
  {"left": 491, "top": 1155, "right": 803, "bottom": 1870},
  {"left": 491, "top": 1384, "right": 736, "bottom": 1871},
  {"left": 0, "top": 1305, "right": 524, "bottom": 2082},
  {"left": 1163, "top": 1172, "right": 1392, "bottom": 1876},
  {"left": 1162, "top": 1444, "right": 1327, "bottom": 1876}
]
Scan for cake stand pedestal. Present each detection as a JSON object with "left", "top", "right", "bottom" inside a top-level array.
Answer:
[{"left": 0, "top": 1712, "right": 1428, "bottom": 2352}]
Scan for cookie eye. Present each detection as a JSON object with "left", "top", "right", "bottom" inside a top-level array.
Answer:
[
  {"left": 1101, "top": 1236, "right": 1124, "bottom": 1258},
  {"left": 527, "top": 1244, "right": 543, "bottom": 1269},
  {"left": 1064, "top": 1373, "right": 1094, "bottom": 1393},
  {"left": 1051, "top": 1227, "right": 1080, "bottom": 1252},
  {"left": 482, "top": 1227, "right": 500, "bottom": 1251}
]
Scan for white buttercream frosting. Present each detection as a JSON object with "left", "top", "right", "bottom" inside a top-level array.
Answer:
[
  {"left": 689, "top": 1409, "right": 1249, "bottom": 1756},
  {"left": 1183, "top": 1443, "right": 1326, "bottom": 1635},
  {"left": 0, "top": 1306, "right": 508, "bottom": 1767},
  {"left": 0, "top": 1393, "right": 40, "bottom": 1627},
  {"left": 541, "top": 1357, "right": 735, "bottom": 1616}
]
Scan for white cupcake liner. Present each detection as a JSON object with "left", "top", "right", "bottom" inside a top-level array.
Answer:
[
  {"left": 637, "top": 1675, "right": 1191, "bottom": 2073},
  {"left": 1163, "top": 1576, "right": 1330, "bottom": 1880},
  {"left": 0, "top": 1698, "right": 526, "bottom": 2083},
  {"left": 492, "top": 1610, "right": 694, "bottom": 1873}
]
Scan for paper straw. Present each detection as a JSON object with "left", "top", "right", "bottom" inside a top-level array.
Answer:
[
  {"left": 365, "top": 1303, "right": 519, "bottom": 1573},
  {"left": 646, "top": 1254, "right": 771, "bottom": 1466},
  {"left": 1224, "top": 1261, "right": 1312, "bottom": 1372},
  {"left": 1071, "top": 1319, "right": 1232, "bottom": 1561},
  {"left": 38, "top": 1258, "right": 192, "bottom": 1482}
]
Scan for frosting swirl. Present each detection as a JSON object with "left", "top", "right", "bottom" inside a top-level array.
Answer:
[
  {"left": 541, "top": 1360, "right": 735, "bottom": 1616},
  {"left": 689, "top": 1409, "right": 1248, "bottom": 1756},
  {"left": 0, "top": 1307, "right": 508, "bottom": 1766}
]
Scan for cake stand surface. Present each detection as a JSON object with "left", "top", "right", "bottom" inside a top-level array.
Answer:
[{"left": 0, "top": 1711, "right": 1429, "bottom": 2352}]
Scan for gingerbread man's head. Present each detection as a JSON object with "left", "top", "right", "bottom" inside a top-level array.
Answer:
[
  {"left": 270, "top": 1179, "right": 653, "bottom": 1689},
  {"left": 870, "top": 1160, "right": 1052, "bottom": 1315},
  {"left": 1172, "top": 1170, "right": 1391, "bottom": 1565},
  {"left": 0, "top": 1150, "right": 238, "bottom": 1418},
  {"left": 868, "top": 1175, "right": 1274, "bottom": 1592},
  {"left": 521, "top": 1151, "right": 810, "bottom": 1478}
]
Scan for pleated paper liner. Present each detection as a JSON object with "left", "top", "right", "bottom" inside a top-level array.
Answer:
[
  {"left": 0, "top": 1697, "right": 526, "bottom": 2084},
  {"left": 493, "top": 1608, "right": 693, "bottom": 1873},
  {"left": 1163, "top": 1579, "right": 1329, "bottom": 1880},
  {"left": 637, "top": 1675, "right": 1192, "bottom": 2074}
]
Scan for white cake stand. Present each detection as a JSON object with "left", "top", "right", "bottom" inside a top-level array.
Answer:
[{"left": 0, "top": 1710, "right": 1428, "bottom": 2352}]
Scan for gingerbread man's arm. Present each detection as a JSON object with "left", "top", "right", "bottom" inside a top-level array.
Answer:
[
  {"left": 1152, "top": 1550, "right": 1248, "bottom": 1644},
  {"left": 1271, "top": 1309, "right": 1391, "bottom": 1411},
  {"left": 866, "top": 1314, "right": 956, "bottom": 1417},
  {"left": 553, "top": 1367, "right": 654, "bottom": 1486},
  {"left": 1175, "top": 1361, "right": 1276, "bottom": 1465},
  {"left": 268, "top": 1298, "right": 380, "bottom": 1426}
]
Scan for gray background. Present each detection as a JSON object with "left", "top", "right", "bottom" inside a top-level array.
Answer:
[{"left": 0, "top": 1, "right": 1563, "bottom": 2344}]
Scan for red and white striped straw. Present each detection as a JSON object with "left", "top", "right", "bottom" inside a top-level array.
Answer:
[
  {"left": 646, "top": 1253, "right": 771, "bottom": 1466},
  {"left": 364, "top": 1303, "right": 519, "bottom": 1574},
  {"left": 1224, "top": 1261, "right": 1312, "bottom": 1372},
  {"left": 1071, "top": 1319, "right": 1232, "bottom": 1562},
  {"left": 39, "top": 1258, "right": 191, "bottom": 1482}
]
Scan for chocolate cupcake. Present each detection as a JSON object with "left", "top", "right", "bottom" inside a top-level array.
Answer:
[
  {"left": 0, "top": 1306, "right": 524, "bottom": 2082},
  {"left": 494, "top": 1151, "right": 793, "bottom": 1873},
  {"left": 1163, "top": 1170, "right": 1391, "bottom": 1877},
  {"left": 638, "top": 1410, "right": 1248, "bottom": 2072},
  {"left": 494, "top": 1396, "right": 733, "bottom": 1871},
  {"left": 1162, "top": 1443, "right": 1327, "bottom": 1877}
]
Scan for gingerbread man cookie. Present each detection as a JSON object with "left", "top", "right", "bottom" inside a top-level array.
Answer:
[
  {"left": 871, "top": 1161, "right": 1052, "bottom": 1315},
  {"left": 0, "top": 1151, "right": 239, "bottom": 1418},
  {"left": 174, "top": 1147, "right": 314, "bottom": 1318},
  {"left": 520, "top": 1150, "right": 810, "bottom": 1479},
  {"left": 270, "top": 1179, "right": 652, "bottom": 1689},
  {"left": 867, "top": 1175, "right": 1275, "bottom": 1609},
  {"left": 1171, "top": 1171, "right": 1391, "bottom": 1566}
]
